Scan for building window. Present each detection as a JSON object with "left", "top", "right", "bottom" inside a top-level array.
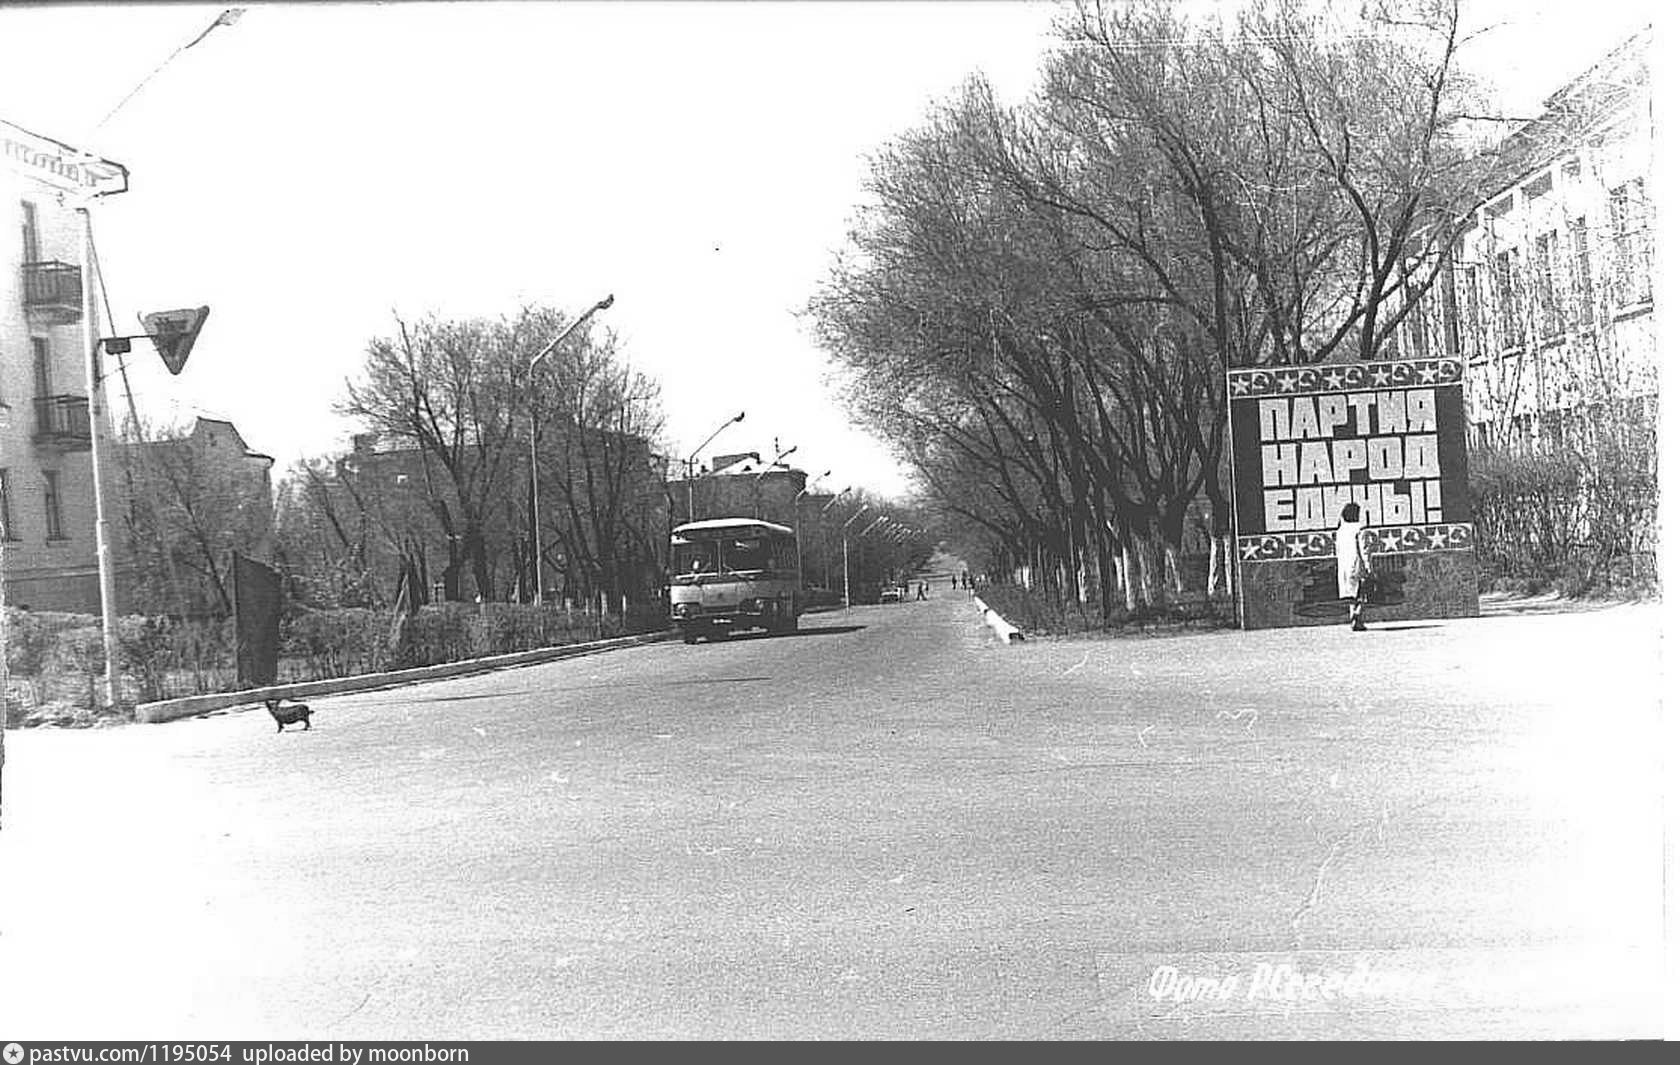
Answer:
[
  {"left": 0, "top": 469, "right": 15, "bottom": 541},
  {"left": 1609, "top": 179, "right": 1652, "bottom": 306},
  {"left": 1405, "top": 287, "right": 1431, "bottom": 359},
  {"left": 43, "top": 469, "right": 66, "bottom": 541},
  {"left": 1511, "top": 412, "right": 1536, "bottom": 453},
  {"left": 1460, "top": 265, "right": 1484, "bottom": 361},
  {"left": 21, "top": 200, "right": 41, "bottom": 262},
  {"left": 1533, "top": 230, "right": 1561, "bottom": 341},
  {"left": 1569, "top": 216, "right": 1595, "bottom": 327},
  {"left": 32, "top": 337, "right": 54, "bottom": 396},
  {"left": 1493, "top": 248, "right": 1525, "bottom": 351}
]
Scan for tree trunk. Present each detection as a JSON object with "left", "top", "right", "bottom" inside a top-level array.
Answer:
[
  {"left": 1163, "top": 542, "right": 1183, "bottom": 596},
  {"left": 1206, "top": 532, "right": 1225, "bottom": 598},
  {"left": 1118, "top": 542, "right": 1138, "bottom": 613}
]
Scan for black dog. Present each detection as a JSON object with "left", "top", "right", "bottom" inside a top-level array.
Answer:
[{"left": 265, "top": 699, "right": 313, "bottom": 732}]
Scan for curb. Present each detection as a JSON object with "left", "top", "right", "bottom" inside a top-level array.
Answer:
[
  {"left": 971, "top": 595, "right": 1026, "bottom": 643},
  {"left": 134, "top": 629, "right": 678, "bottom": 724}
]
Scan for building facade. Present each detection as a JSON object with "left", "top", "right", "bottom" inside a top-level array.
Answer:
[
  {"left": 671, "top": 450, "right": 810, "bottom": 529},
  {"left": 326, "top": 424, "right": 666, "bottom": 608},
  {"left": 119, "top": 417, "right": 276, "bottom": 616},
  {"left": 1397, "top": 29, "right": 1655, "bottom": 446},
  {"left": 1, "top": 118, "right": 126, "bottom": 613}
]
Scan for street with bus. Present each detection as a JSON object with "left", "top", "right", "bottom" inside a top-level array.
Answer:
[{"left": 0, "top": 580, "right": 1661, "bottom": 1038}]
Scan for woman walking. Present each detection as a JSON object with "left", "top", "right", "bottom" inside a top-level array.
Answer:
[{"left": 1335, "top": 502, "right": 1374, "bottom": 631}]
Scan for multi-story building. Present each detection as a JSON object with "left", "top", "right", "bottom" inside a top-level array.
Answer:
[
  {"left": 118, "top": 417, "right": 276, "bottom": 616},
  {"left": 326, "top": 423, "right": 666, "bottom": 608},
  {"left": 1, "top": 118, "right": 126, "bottom": 613},
  {"left": 670, "top": 450, "right": 809, "bottom": 528},
  {"left": 1397, "top": 28, "right": 1655, "bottom": 447}
]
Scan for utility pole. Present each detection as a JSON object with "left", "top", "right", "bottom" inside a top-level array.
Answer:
[
  {"left": 80, "top": 208, "right": 123, "bottom": 711},
  {"left": 841, "top": 504, "right": 871, "bottom": 611}
]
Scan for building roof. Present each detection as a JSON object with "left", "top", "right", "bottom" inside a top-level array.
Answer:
[
  {"left": 125, "top": 416, "right": 273, "bottom": 467},
  {"left": 1472, "top": 26, "right": 1649, "bottom": 200},
  {"left": 672, "top": 518, "right": 795, "bottom": 539}
]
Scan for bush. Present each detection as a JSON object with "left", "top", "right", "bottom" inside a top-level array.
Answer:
[
  {"left": 1469, "top": 442, "right": 1660, "bottom": 597},
  {"left": 4, "top": 598, "right": 670, "bottom": 726}
]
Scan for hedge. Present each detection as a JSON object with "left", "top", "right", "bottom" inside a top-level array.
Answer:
[{"left": 2, "top": 600, "right": 670, "bottom": 727}]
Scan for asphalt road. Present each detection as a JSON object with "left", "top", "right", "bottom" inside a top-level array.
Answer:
[{"left": 0, "top": 586, "right": 1665, "bottom": 1038}]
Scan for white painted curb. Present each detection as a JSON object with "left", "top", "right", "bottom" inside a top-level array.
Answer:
[
  {"left": 134, "top": 629, "right": 677, "bottom": 724},
  {"left": 972, "top": 595, "right": 1026, "bottom": 643}
]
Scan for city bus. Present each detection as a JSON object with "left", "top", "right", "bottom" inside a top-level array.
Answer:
[{"left": 668, "top": 518, "right": 800, "bottom": 642}]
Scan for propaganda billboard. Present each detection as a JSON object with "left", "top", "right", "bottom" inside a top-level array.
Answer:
[{"left": 1226, "top": 358, "right": 1478, "bottom": 629}]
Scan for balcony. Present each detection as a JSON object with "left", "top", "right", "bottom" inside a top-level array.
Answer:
[
  {"left": 21, "top": 261, "right": 84, "bottom": 324},
  {"left": 33, "top": 395, "right": 92, "bottom": 452}
]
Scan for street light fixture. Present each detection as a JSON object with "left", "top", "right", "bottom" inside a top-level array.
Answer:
[
  {"left": 840, "top": 504, "right": 872, "bottom": 611},
  {"left": 684, "top": 411, "right": 747, "bottom": 523},
  {"left": 819, "top": 487, "right": 853, "bottom": 514},
  {"left": 528, "top": 294, "right": 615, "bottom": 605}
]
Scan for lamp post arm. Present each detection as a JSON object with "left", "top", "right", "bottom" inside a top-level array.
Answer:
[{"left": 529, "top": 295, "right": 615, "bottom": 375}]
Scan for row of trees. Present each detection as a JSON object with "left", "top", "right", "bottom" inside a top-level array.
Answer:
[
  {"left": 285, "top": 306, "right": 668, "bottom": 611},
  {"left": 811, "top": 0, "right": 1506, "bottom": 614},
  {"left": 117, "top": 303, "right": 938, "bottom": 620},
  {"left": 117, "top": 304, "right": 669, "bottom": 617}
]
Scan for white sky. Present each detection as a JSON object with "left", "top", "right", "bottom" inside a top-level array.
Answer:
[{"left": 0, "top": 0, "right": 1663, "bottom": 497}]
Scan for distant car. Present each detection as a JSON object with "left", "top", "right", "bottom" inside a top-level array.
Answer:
[{"left": 878, "top": 586, "right": 903, "bottom": 604}]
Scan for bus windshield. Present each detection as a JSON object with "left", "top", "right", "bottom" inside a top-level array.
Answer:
[
  {"left": 673, "top": 540, "right": 718, "bottom": 575},
  {"left": 721, "top": 536, "right": 772, "bottom": 573},
  {"left": 671, "top": 520, "right": 797, "bottom": 581}
]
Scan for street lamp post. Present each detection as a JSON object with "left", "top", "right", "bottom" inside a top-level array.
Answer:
[
  {"left": 684, "top": 412, "right": 747, "bottom": 524},
  {"left": 818, "top": 487, "right": 852, "bottom": 590},
  {"left": 840, "top": 504, "right": 871, "bottom": 611},
  {"left": 752, "top": 442, "right": 797, "bottom": 519},
  {"left": 790, "top": 470, "right": 830, "bottom": 595},
  {"left": 79, "top": 206, "right": 127, "bottom": 712},
  {"left": 528, "top": 295, "right": 614, "bottom": 606}
]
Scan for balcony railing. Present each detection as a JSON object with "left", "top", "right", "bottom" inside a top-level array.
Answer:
[
  {"left": 33, "top": 394, "right": 92, "bottom": 451},
  {"left": 21, "top": 261, "right": 84, "bottom": 323}
]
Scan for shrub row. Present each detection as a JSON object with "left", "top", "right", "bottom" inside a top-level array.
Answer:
[{"left": 3, "top": 600, "right": 671, "bottom": 727}]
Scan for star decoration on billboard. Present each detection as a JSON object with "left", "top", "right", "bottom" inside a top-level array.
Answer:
[{"left": 1225, "top": 359, "right": 1462, "bottom": 399}]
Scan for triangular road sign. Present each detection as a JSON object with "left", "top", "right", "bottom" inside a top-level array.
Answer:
[{"left": 142, "top": 306, "right": 210, "bottom": 375}]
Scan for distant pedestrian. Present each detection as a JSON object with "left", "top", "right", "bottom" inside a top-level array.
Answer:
[
  {"left": 916, "top": 581, "right": 928, "bottom": 601},
  {"left": 1336, "top": 502, "right": 1374, "bottom": 632},
  {"left": 951, "top": 574, "right": 958, "bottom": 591}
]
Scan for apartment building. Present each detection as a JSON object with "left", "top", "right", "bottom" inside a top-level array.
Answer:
[
  {"left": 119, "top": 417, "right": 276, "bottom": 616},
  {"left": 1, "top": 118, "right": 126, "bottom": 613},
  {"left": 1397, "top": 29, "right": 1655, "bottom": 447}
]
